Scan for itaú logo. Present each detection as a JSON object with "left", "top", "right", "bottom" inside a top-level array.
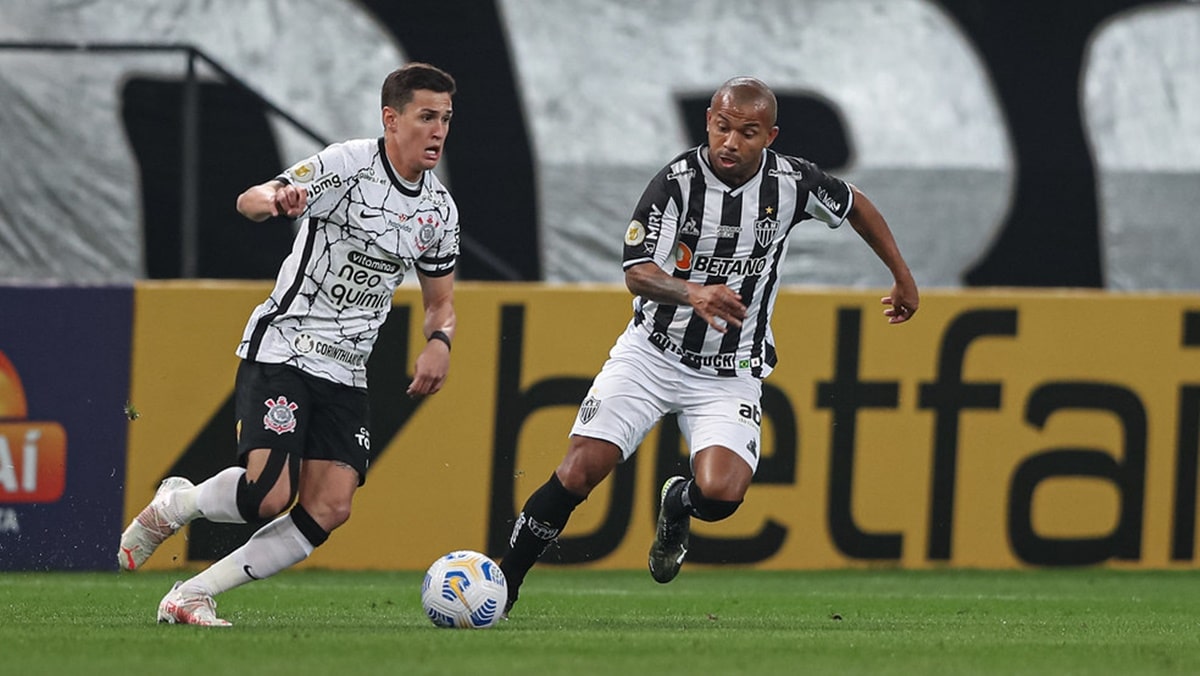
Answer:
[{"left": 0, "top": 350, "right": 67, "bottom": 503}]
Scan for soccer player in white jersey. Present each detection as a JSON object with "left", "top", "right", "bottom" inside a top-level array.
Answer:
[
  {"left": 117, "top": 63, "right": 460, "bottom": 626},
  {"left": 499, "top": 76, "right": 919, "bottom": 615}
]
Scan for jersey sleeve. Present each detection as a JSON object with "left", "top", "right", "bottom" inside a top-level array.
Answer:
[
  {"left": 623, "top": 164, "right": 681, "bottom": 270},
  {"left": 275, "top": 141, "right": 354, "bottom": 220},
  {"left": 794, "top": 158, "right": 854, "bottom": 228},
  {"left": 416, "top": 189, "right": 459, "bottom": 278}
]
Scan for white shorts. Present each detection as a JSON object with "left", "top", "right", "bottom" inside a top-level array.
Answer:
[{"left": 569, "top": 325, "right": 763, "bottom": 473}]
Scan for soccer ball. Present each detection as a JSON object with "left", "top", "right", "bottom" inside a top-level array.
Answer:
[{"left": 421, "top": 550, "right": 508, "bottom": 629}]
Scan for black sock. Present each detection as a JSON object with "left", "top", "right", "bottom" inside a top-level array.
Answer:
[
  {"left": 666, "top": 479, "right": 742, "bottom": 522},
  {"left": 662, "top": 478, "right": 693, "bottom": 521},
  {"left": 500, "top": 473, "right": 584, "bottom": 605}
]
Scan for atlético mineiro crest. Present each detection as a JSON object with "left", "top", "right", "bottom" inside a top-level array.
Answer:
[
  {"left": 263, "top": 396, "right": 299, "bottom": 434},
  {"left": 578, "top": 396, "right": 601, "bottom": 425},
  {"left": 754, "top": 214, "right": 779, "bottom": 248}
]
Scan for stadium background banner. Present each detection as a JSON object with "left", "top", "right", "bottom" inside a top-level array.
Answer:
[
  {"left": 119, "top": 283, "right": 1200, "bottom": 572},
  {"left": 2, "top": 1, "right": 1198, "bottom": 290},
  {"left": 0, "top": 287, "right": 133, "bottom": 570}
]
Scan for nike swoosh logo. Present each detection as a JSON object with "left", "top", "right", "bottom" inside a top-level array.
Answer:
[
  {"left": 243, "top": 564, "right": 260, "bottom": 580},
  {"left": 359, "top": 210, "right": 383, "bottom": 219}
]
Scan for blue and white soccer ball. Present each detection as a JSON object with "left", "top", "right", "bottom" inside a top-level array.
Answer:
[{"left": 421, "top": 550, "right": 508, "bottom": 629}]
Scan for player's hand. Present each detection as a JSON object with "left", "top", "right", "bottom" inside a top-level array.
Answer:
[
  {"left": 687, "top": 284, "right": 746, "bottom": 333},
  {"left": 882, "top": 280, "right": 919, "bottom": 324},
  {"left": 407, "top": 340, "right": 450, "bottom": 397},
  {"left": 271, "top": 184, "right": 308, "bottom": 218}
]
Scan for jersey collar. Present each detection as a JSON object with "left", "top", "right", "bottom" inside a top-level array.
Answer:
[
  {"left": 697, "top": 145, "right": 767, "bottom": 195},
  {"left": 377, "top": 137, "right": 425, "bottom": 197}
]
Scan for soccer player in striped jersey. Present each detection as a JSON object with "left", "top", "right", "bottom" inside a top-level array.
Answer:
[
  {"left": 500, "top": 76, "right": 918, "bottom": 614},
  {"left": 118, "top": 63, "right": 460, "bottom": 626}
]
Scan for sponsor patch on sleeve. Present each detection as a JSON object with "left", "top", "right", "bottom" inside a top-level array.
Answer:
[{"left": 625, "top": 220, "right": 646, "bottom": 246}]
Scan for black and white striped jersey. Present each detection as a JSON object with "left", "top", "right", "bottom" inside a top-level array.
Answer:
[
  {"left": 622, "top": 145, "right": 852, "bottom": 378},
  {"left": 237, "top": 137, "right": 459, "bottom": 388}
]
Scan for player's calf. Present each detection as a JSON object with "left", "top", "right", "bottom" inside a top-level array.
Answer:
[{"left": 499, "top": 473, "right": 584, "bottom": 614}]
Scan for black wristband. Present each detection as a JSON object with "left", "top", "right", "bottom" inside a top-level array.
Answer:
[{"left": 428, "top": 330, "right": 452, "bottom": 351}]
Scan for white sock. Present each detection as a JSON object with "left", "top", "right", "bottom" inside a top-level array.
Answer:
[
  {"left": 163, "top": 483, "right": 200, "bottom": 525},
  {"left": 180, "top": 511, "right": 314, "bottom": 598},
  {"left": 193, "top": 467, "right": 248, "bottom": 524}
]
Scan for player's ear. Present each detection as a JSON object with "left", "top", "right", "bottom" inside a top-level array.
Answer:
[{"left": 765, "top": 126, "right": 779, "bottom": 147}]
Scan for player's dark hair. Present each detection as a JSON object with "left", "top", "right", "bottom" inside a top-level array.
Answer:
[{"left": 381, "top": 62, "right": 457, "bottom": 112}]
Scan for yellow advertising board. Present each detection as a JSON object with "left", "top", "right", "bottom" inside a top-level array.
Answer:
[{"left": 126, "top": 283, "right": 1200, "bottom": 570}]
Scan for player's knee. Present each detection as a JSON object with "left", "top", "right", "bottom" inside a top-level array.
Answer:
[
  {"left": 295, "top": 499, "right": 351, "bottom": 533},
  {"left": 554, "top": 465, "right": 595, "bottom": 497},
  {"left": 259, "top": 491, "right": 295, "bottom": 520},
  {"left": 235, "top": 476, "right": 295, "bottom": 523},
  {"left": 289, "top": 504, "right": 331, "bottom": 548},
  {"left": 556, "top": 438, "right": 620, "bottom": 495},
  {"left": 688, "top": 481, "right": 743, "bottom": 522},
  {"left": 237, "top": 448, "right": 299, "bottom": 522},
  {"left": 320, "top": 501, "right": 352, "bottom": 531}
]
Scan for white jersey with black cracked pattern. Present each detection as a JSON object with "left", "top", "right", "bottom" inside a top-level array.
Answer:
[{"left": 237, "top": 137, "right": 459, "bottom": 388}]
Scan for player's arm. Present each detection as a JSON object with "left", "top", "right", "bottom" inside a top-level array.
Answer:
[
  {"left": 236, "top": 179, "right": 308, "bottom": 222},
  {"left": 625, "top": 262, "right": 746, "bottom": 333},
  {"left": 623, "top": 161, "right": 746, "bottom": 333},
  {"left": 846, "top": 186, "right": 919, "bottom": 324},
  {"left": 407, "top": 270, "right": 455, "bottom": 397}
]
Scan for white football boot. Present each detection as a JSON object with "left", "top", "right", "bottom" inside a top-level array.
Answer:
[
  {"left": 157, "top": 581, "right": 232, "bottom": 627},
  {"left": 118, "top": 476, "right": 194, "bottom": 571}
]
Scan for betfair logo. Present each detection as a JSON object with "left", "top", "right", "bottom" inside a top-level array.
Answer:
[{"left": 0, "top": 350, "right": 67, "bottom": 504}]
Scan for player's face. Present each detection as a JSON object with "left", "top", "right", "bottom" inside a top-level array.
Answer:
[
  {"left": 705, "top": 94, "right": 778, "bottom": 187},
  {"left": 383, "top": 89, "right": 454, "bottom": 182}
]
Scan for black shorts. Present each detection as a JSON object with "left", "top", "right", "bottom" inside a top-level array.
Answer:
[{"left": 234, "top": 360, "right": 371, "bottom": 485}]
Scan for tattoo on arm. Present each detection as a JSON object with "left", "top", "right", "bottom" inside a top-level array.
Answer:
[{"left": 629, "top": 266, "right": 690, "bottom": 305}]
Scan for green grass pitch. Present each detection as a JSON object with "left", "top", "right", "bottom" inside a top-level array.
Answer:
[{"left": 3, "top": 568, "right": 1199, "bottom": 675}]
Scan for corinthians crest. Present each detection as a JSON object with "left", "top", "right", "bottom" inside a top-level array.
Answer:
[
  {"left": 578, "top": 396, "right": 601, "bottom": 425},
  {"left": 754, "top": 213, "right": 779, "bottom": 248},
  {"left": 263, "top": 396, "right": 299, "bottom": 434}
]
